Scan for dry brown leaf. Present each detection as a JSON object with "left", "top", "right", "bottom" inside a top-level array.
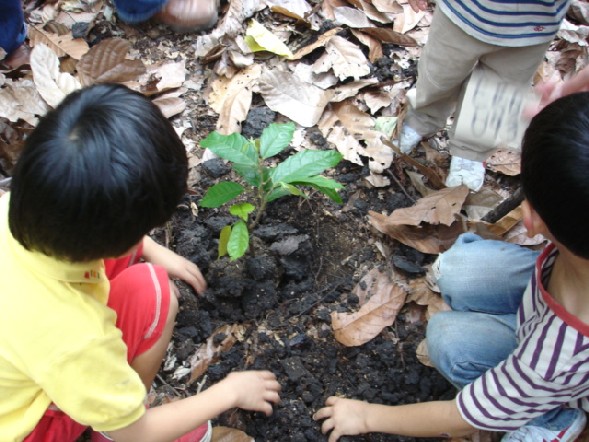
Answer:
[
  {"left": 486, "top": 149, "right": 520, "bottom": 176},
  {"left": 504, "top": 221, "right": 545, "bottom": 246},
  {"left": 384, "top": 139, "right": 446, "bottom": 189},
  {"left": 208, "top": 63, "right": 262, "bottom": 133},
  {"left": 256, "top": 68, "right": 334, "bottom": 127},
  {"left": 312, "top": 35, "right": 370, "bottom": 81},
  {"left": 152, "top": 96, "right": 186, "bottom": 118},
  {"left": 291, "top": 27, "right": 341, "bottom": 60},
  {"left": 393, "top": 2, "right": 425, "bottom": 34},
  {"left": 212, "top": 426, "right": 255, "bottom": 442},
  {"left": 321, "top": 0, "right": 350, "bottom": 20},
  {"left": 350, "top": 29, "right": 383, "bottom": 62},
  {"left": 463, "top": 187, "right": 503, "bottom": 220},
  {"left": 346, "top": 0, "right": 394, "bottom": 23},
  {"left": 30, "top": 44, "right": 81, "bottom": 107},
  {"left": 467, "top": 206, "right": 523, "bottom": 240},
  {"left": 332, "top": 269, "right": 407, "bottom": 346},
  {"left": 368, "top": 211, "right": 465, "bottom": 254},
  {"left": 387, "top": 186, "right": 469, "bottom": 226},
  {"left": 77, "top": 38, "right": 146, "bottom": 86},
  {"left": 415, "top": 338, "right": 433, "bottom": 367},
  {"left": 27, "top": 24, "right": 89, "bottom": 59},
  {"left": 357, "top": 27, "right": 418, "bottom": 46},
  {"left": 0, "top": 80, "right": 48, "bottom": 125},
  {"left": 333, "top": 6, "right": 374, "bottom": 27},
  {"left": 188, "top": 324, "right": 246, "bottom": 384}
]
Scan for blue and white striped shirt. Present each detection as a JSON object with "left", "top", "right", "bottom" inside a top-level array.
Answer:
[
  {"left": 457, "top": 244, "right": 589, "bottom": 430},
  {"left": 438, "top": 0, "right": 571, "bottom": 47}
]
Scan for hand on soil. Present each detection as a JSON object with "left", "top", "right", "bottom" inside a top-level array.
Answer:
[
  {"left": 313, "top": 396, "right": 368, "bottom": 442},
  {"left": 223, "top": 371, "right": 281, "bottom": 415},
  {"left": 142, "top": 236, "right": 207, "bottom": 294}
]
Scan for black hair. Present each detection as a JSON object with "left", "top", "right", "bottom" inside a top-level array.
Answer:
[
  {"left": 521, "top": 92, "right": 589, "bottom": 259},
  {"left": 9, "top": 84, "right": 188, "bottom": 262}
]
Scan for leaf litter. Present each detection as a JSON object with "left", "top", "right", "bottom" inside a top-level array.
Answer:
[{"left": 2, "top": 0, "right": 589, "bottom": 441}]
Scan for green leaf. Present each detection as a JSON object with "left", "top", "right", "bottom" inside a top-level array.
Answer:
[
  {"left": 270, "top": 150, "right": 343, "bottom": 184},
  {"left": 200, "top": 132, "right": 261, "bottom": 186},
  {"left": 229, "top": 202, "right": 255, "bottom": 222},
  {"left": 199, "top": 181, "right": 244, "bottom": 208},
  {"left": 260, "top": 122, "right": 295, "bottom": 159},
  {"left": 291, "top": 175, "right": 343, "bottom": 190},
  {"left": 218, "top": 225, "right": 231, "bottom": 258},
  {"left": 227, "top": 220, "right": 249, "bottom": 260},
  {"left": 312, "top": 185, "right": 343, "bottom": 204},
  {"left": 266, "top": 186, "right": 291, "bottom": 202}
]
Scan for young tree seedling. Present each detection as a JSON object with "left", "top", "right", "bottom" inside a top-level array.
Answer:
[{"left": 199, "top": 122, "right": 343, "bottom": 260}]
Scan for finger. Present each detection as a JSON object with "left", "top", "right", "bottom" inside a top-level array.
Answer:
[
  {"left": 313, "top": 407, "right": 331, "bottom": 421},
  {"left": 321, "top": 418, "right": 335, "bottom": 435},
  {"left": 325, "top": 396, "right": 340, "bottom": 406},
  {"left": 262, "top": 402, "right": 274, "bottom": 416},
  {"left": 328, "top": 429, "right": 340, "bottom": 442},
  {"left": 264, "top": 390, "right": 281, "bottom": 404}
]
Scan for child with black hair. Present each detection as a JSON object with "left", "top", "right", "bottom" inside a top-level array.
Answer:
[
  {"left": 314, "top": 92, "right": 589, "bottom": 441},
  {"left": 0, "top": 83, "right": 280, "bottom": 442}
]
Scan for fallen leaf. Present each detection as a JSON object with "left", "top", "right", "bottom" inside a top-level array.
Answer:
[
  {"left": 387, "top": 186, "right": 469, "bottom": 226},
  {"left": 312, "top": 35, "right": 371, "bottom": 81},
  {"left": 212, "top": 426, "right": 255, "bottom": 442},
  {"left": 188, "top": 324, "right": 246, "bottom": 383},
  {"left": 291, "top": 27, "right": 341, "bottom": 60},
  {"left": 30, "top": 44, "right": 81, "bottom": 107},
  {"left": 28, "top": 24, "right": 89, "bottom": 59},
  {"left": 209, "top": 63, "right": 262, "bottom": 133},
  {"left": 332, "top": 268, "right": 407, "bottom": 346},
  {"left": 152, "top": 96, "right": 186, "bottom": 118},
  {"left": 333, "top": 6, "right": 374, "bottom": 28},
  {"left": 244, "top": 19, "right": 294, "bottom": 58},
  {"left": 416, "top": 338, "right": 433, "bottom": 367},
  {"left": 368, "top": 211, "right": 466, "bottom": 254},
  {"left": 256, "top": 68, "right": 334, "bottom": 127},
  {"left": 0, "top": 79, "right": 48, "bottom": 125},
  {"left": 357, "top": 27, "right": 417, "bottom": 46},
  {"left": 486, "top": 149, "right": 521, "bottom": 176},
  {"left": 77, "top": 38, "right": 146, "bottom": 86}
]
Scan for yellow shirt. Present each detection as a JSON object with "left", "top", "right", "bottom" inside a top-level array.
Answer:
[{"left": 0, "top": 194, "right": 146, "bottom": 441}]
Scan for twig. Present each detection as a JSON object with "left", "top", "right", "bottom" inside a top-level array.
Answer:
[
  {"left": 481, "top": 186, "right": 524, "bottom": 223},
  {"left": 386, "top": 169, "right": 416, "bottom": 203}
]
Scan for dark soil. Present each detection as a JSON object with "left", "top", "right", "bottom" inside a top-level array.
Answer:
[{"left": 152, "top": 130, "right": 455, "bottom": 441}]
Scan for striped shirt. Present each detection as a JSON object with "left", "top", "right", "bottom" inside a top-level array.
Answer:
[
  {"left": 456, "top": 244, "right": 589, "bottom": 431},
  {"left": 438, "top": 0, "right": 571, "bottom": 47}
]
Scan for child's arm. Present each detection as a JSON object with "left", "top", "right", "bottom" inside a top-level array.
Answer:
[
  {"left": 141, "top": 235, "right": 207, "bottom": 295},
  {"left": 108, "top": 370, "right": 280, "bottom": 442},
  {"left": 314, "top": 396, "right": 475, "bottom": 442}
]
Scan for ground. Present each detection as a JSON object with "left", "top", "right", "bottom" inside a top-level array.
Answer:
[{"left": 3, "top": 1, "right": 589, "bottom": 441}]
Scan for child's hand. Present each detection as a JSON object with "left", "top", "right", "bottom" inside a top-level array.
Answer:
[
  {"left": 221, "top": 371, "right": 281, "bottom": 415},
  {"left": 142, "top": 236, "right": 207, "bottom": 295},
  {"left": 313, "top": 396, "right": 369, "bottom": 442}
]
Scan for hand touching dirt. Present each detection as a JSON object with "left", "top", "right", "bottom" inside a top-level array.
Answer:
[
  {"left": 142, "top": 236, "right": 207, "bottom": 295},
  {"left": 221, "top": 371, "right": 281, "bottom": 415},
  {"left": 313, "top": 396, "right": 369, "bottom": 442}
]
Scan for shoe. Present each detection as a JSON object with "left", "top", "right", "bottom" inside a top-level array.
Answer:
[
  {"left": 501, "top": 409, "right": 587, "bottom": 442},
  {"left": 397, "top": 125, "right": 423, "bottom": 154},
  {"left": 153, "top": 0, "right": 219, "bottom": 32},
  {"left": 445, "top": 155, "right": 485, "bottom": 191},
  {"left": 174, "top": 420, "right": 212, "bottom": 442}
]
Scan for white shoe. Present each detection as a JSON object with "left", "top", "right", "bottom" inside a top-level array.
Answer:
[
  {"left": 501, "top": 409, "right": 586, "bottom": 442},
  {"left": 398, "top": 125, "right": 422, "bottom": 154},
  {"left": 445, "top": 156, "right": 485, "bottom": 191}
]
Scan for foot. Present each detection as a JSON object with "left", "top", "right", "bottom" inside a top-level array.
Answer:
[
  {"left": 501, "top": 409, "right": 586, "bottom": 442},
  {"left": 397, "top": 125, "right": 422, "bottom": 154},
  {"left": 1, "top": 43, "right": 31, "bottom": 70},
  {"left": 153, "top": 0, "right": 219, "bottom": 32},
  {"left": 445, "top": 155, "right": 485, "bottom": 191}
]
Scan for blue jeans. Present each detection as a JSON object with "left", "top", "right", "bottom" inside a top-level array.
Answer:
[
  {"left": 427, "top": 233, "right": 578, "bottom": 431},
  {"left": 0, "top": 0, "right": 26, "bottom": 55},
  {"left": 112, "top": 0, "right": 167, "bottom": 23}
]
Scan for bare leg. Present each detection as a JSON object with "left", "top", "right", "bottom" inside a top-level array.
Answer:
[{"left": 130, "top": 281, "right": 179, "bottom": 392}]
